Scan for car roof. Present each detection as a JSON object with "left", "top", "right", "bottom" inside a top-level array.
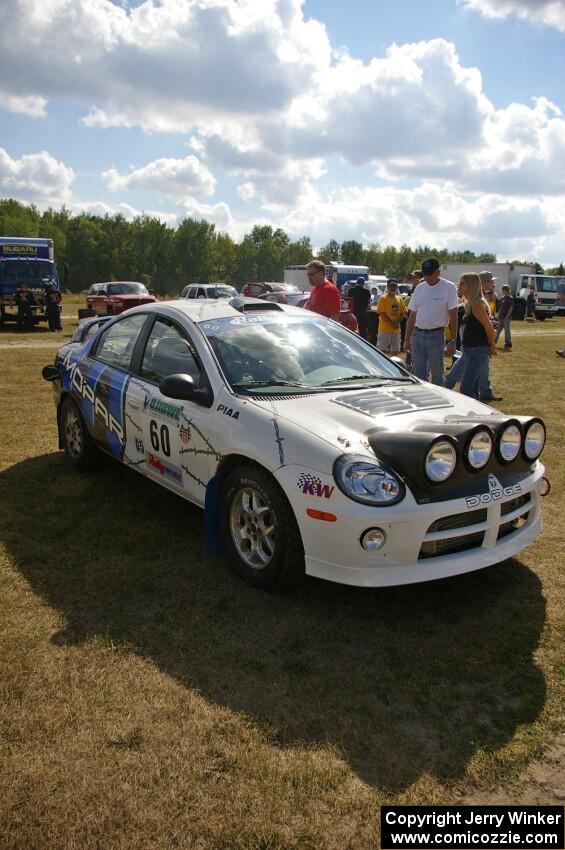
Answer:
[{"left": 123, "top": 298, "right": 307, "bottom": 324}]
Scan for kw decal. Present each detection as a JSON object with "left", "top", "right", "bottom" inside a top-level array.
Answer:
[
  {"left": 217, "top": 403, "right": 240, "bottom": 420},
  {"left": 297, "top": 473, "right": 334, "bottom": 499},
  {"left": 465, "top": 473, "right": 522, "bottom": 509}
]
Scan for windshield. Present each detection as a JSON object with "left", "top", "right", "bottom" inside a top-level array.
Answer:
[
  {"left": 285, "top": 292, "right": 308, "bottom": 306},
  {"left": 210, "top": 286, "right": 238, "bottom": 298},
  {"left": 200, "top": 314, "right": 412, "bottom": 395},
  {"left": 107, "top": 283, "right": 149, "bottom": 295},
  {"left": 535, "top": 276, "right": 562, "bottom": 293},
  {"left": 273, "top": 283, "right": 299, "bottom": 292},
  {"left": 1, "top": 259, "right": 56, "bottom": 284}
]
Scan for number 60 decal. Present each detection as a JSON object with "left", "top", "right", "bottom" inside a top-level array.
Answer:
[{"left": 149, "top": 419, "right": 171, "bottom": 456}]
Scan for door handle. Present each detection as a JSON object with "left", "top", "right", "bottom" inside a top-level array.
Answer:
[{"left": 127, "top": 399, "right": 141, "bottom": 411}]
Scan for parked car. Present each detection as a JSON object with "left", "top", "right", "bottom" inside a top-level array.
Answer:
[
  {"left": 43, "top": 297, "right": 548, "bottom": 590},
  {"left": 180, "top": 283, "right": 238, "bottom": 299},
  {"left": 262, "top": 291, "right": 358, "bottom": 332},
  {"left": 241, "top": 282, "right": 299, "bottom": 298},
  {"left": 87, "top": 282, "right": 156, "bottom": 316}
]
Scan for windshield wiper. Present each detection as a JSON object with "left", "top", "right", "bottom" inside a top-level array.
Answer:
[
  {"left": 233, "top": 379, "right": 314, "bottom": 389},
  {"left": 321, "top": 374, "right": 416, "bottom": 387}
]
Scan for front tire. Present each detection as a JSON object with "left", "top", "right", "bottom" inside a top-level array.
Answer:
[
  {"left": 221, "top": 465, "right": 304, "bottom": 589},
  {"left": 60, "top": 397, "right": 97, "bottom": 468}
]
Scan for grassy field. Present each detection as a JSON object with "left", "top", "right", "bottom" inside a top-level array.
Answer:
[{"left": 0, "top": 309, "right": 564, "bottom": 850}]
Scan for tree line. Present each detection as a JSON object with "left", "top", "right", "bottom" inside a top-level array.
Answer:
[{"left": 1, "top": 199, "right": 559, "bottom": 294}]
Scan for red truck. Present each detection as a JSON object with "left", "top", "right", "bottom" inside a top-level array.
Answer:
[{"left": 87, "top": 281, "right": 156, "bottom": 315}]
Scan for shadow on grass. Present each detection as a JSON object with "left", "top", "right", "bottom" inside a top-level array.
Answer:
[{"left": 1, "top": 452, "right": 546, "bottom": 790}]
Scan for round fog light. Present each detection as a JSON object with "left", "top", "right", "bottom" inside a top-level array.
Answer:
[{"left": 361, "top": 528, "right": 386, "bottom": 551}]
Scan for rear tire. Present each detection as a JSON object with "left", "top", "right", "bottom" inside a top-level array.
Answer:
[
  {"left": 60, "top": 397, "right": 97, "bottom": 469},
  {"left": 221, "top": 465, "right": 304, "bottom": 589}
]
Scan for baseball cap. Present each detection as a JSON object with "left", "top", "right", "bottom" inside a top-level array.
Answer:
[
  {"left": 387, "top": 277, "right": 398, "bottom": 285},
  {"left": 421, "top": 258, "right": 440, "bottom": 274},
  {"left": 479, "top": 270, "right": 498, "bottom": 281},
  {"left": 356, "top": 276, "right": 366, "bottom": 284}
]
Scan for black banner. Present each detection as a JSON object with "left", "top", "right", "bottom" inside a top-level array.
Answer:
[{"left": 381, "top": 806, "right": 564, "bottom": 849}]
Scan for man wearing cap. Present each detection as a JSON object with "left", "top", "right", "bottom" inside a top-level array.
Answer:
[
  {"left": 478, "top": 270, "right": 502, "bottom": 401},
  {"left": 348, "top": 276, "right": 371, "bottom": 339},
  {"left": 376, "top": 279, "right": 407, "bottom": 354},
  {"left": 403, "top": 258, "right": 458, "bottom": 385}
]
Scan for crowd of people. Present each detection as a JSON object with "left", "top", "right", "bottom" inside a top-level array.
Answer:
[{"left": 303, "top": 256, "right": 560, "bottom": 403}]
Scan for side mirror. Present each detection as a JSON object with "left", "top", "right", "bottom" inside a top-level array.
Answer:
[
  {"left": 42, "top": 364, "right": 60, "bottom": 382},
  {"left": 159, "top": 373, "right": 213, "bottom": 407}
]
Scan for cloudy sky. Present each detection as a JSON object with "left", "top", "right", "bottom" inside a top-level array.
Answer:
[{"left": 1, "top": 0, "right": 564, "bottom": 264}]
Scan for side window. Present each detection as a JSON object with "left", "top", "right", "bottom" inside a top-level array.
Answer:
[
  {"left": 94, "top": 314, "right": 147, "bottom": 370},
  {"left": 197, "top": 288, "right": 206, "bottom": 298},
  {"left": 249, "top": 285, "right": 262, "bottom": 297},
  {"left": 141, "top": 319, "right": 202, "bottom": 384},
  {"left": 188, "top": 288, "right": 197, "bottom": 299}
]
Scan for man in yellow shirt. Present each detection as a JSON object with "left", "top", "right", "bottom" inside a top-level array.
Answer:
[{"left": 376, "top": 279, "right": 407, "bottom": 354}]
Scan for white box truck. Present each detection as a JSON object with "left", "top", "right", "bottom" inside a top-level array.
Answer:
[{"left": 439, "top": 262, "right": 563, "bottom": 320}]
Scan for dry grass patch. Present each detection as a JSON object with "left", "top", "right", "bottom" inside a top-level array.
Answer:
[{"left": 0, "top": 321, "right": 564, "bottom": 849}]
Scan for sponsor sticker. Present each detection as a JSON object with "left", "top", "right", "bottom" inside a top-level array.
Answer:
[
  {"left": 146, "top": 397, "right": 181, "bottom": 424},
  {"left": 217, "top": 403, "right": 240, "bottom": 420},
  {"left": 297, "top": 472, "right": 334, "bottom": 499},
  {"left": 180, "top": 425, "right": 191, "bottom": 445},
  {"left": 146, "top": 452, "right": 183, "bottom": 485}
]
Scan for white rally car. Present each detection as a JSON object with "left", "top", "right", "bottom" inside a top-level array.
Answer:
[{"left": 43, "top": 298, "right": 548, "bottom": 589}]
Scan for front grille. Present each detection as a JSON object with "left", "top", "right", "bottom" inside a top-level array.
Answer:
[
  {"left": 427, "top": 509, "right": 487, "bottom": 533},
  {"left": 497, "top": 514, "right": 529, "bottom": 540},
  {"left": 419, "top": 531, "right": 485, "bottom": 559},
  {"left": 501, "top": 494, "right": 530, "bottom": 516}
]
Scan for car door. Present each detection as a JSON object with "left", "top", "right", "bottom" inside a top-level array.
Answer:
[
  {"left": 124, "top": 316, "right": 216, "bottom": 505},
  {"left": 69, "top": 312, "right": 149, "bottom": 458}
]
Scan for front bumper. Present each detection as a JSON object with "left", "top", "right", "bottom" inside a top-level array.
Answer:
[{"left": 277, "top": 462, "right": 545, "bottom": 587}]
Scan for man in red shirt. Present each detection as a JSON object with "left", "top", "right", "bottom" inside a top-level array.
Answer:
[{"left": 305, "top": 259, "right": 340, "bottom": 321}]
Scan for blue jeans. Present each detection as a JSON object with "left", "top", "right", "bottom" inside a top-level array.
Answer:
[
  {"left": 411, "top": 328, "right": 445, "bottom": 385},
  {"left": 444, "top": 352, "right": 464, "bottom": 389},
  {"left": 460, "top": 346, "right": 489, "bottom": 399},
  {"left": 495, "top": 317, "right": 512, "bottom": 346}
]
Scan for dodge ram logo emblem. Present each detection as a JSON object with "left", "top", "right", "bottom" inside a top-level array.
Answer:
[{"left": 465, "top": 474, "right": 522, "bottom": 509}]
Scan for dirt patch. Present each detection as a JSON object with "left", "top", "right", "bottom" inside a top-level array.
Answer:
[{"left": 464, "top": 736, "right": 565, "bottom": 804}]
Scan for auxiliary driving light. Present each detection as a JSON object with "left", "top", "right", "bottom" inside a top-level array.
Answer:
[
  {"left": 538, "top": 476, "right": 551, "bottom": 497},
  {"left": 498, "top": 423, "right": 521, "bottom": 462},
  {"left": 361, "top": 528, "right": 386, "bottom": 552},
  {"left": 466, "top": 429, "right": 493, "bottom": 469},
  {"left": 524, "top": 420, "right": 546, "bottom": 460},
  {"left": 424, "top": 440, "right": 457, "bottom": 482}
]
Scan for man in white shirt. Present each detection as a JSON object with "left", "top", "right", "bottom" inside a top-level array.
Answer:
[{"left": 403, "top": 257, "right": 458, "bottom": 385}]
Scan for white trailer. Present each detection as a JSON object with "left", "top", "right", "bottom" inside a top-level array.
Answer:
[{"left": 439, "top": 261, "right": 561, "bottom": 320}]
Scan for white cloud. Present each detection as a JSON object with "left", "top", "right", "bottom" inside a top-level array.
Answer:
[
  {"left": 103, "top": 156, "right": 216, "bottom": 200},
  {"left": 0, "top": 93, "right": 47, "bottom": 118},
  {"left": 0, "top": 147, "right": 75, "bottom": 203},
  {"left": 0, "top": 0, "right": 321, "bottom": 132},
  {"left": 461, "top": 0, "right": 565, "bottom": 32},
  {"left": 72, "top": 200, "right": 179, "bottom": 225}
]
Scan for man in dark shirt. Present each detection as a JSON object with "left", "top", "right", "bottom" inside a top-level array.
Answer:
[
  {"left": 495, "top": 284, "right": 514, "bottom": 349},
  {"left": 15, "top": 283, "right": 37, "bottom": 327},
  {"left": 348, "top": 276, "right": 371, "bottom": 339}
]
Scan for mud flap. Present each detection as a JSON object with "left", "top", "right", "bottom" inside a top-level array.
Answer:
[{"left": 204, "top": 474, "right": 225, "bottom": 556}]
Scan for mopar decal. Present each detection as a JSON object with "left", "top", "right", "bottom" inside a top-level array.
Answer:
[
  {"left": 465, "top": 473, "right": 522, "bottom": 508},
  {"left": 217, "top": 403, "right": 240, "bottom": 420},
  {"left": 297, "top": 473, "right": 334, "bottom": 499},
  {"left": 146, "top": 452, "right": 183, "bottom": 485},
  {"left": 67, "top": 361, "right": 123, "bottom": 444}
]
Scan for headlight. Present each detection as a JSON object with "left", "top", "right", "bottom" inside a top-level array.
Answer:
[
  {"left": 466, "top": 429, "right": 493, "bottom": 469},
  {"left": 333, "top": 455, "right": 405, "bottom": 506},
  {"left": 524, "top": 420, "right": 545, "bottom": 460},
  {"left": 425, "top": 439, "right": 457, "bottom": 483},
  {"left": 498, "top": 423, "right": 521, "bottom": 462}
]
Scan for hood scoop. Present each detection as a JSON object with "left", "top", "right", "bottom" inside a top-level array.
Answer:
[{"left": 332, "top": 385, "right": 454, "bottom": 418}]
